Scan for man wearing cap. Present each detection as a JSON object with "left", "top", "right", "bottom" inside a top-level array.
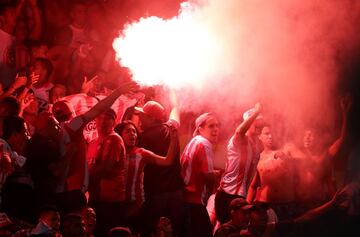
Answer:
[
  {"left": 134, "top": 97, "right": 184, "bottom": 237},
  {"left": 180, "top": 112, "right": 220, "bottom": 237},
  {"left": 215, "top": 102, "right": 263, "bottom": 225},
  {"left": 213, "top": 198, "right": 254, "bottom": 237}
]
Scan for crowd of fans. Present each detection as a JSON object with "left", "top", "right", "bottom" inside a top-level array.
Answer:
[{"left": 1, "top": 0, "right": 360, "bottom": 237}]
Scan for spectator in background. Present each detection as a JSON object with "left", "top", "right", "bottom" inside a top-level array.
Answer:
[
  {"left": 0, "top": 116, "right": 30, "bottom": 214},
  {"left": 47, "top": 27, "right": 73, "bottom": 85},
  {"left": 213, "top": 198, "right": 254, "bottom": 237},
  {"left": 81, "top": 207, "right": 96, "bottom": 237},
  {"left": 49, "top": 84, "right": 66, "bottom": 104},
  {"left": 12, "top": 205, "right": 61, "bottom": 237},
  {"left": 15, "top": 0, "right": 42, "bottom": 69},
  {"left": 68, "top": 1, "right": 90, "bottom": 50},
  {"left": 29, "top": 57, "right": 54, "bottom": 112},
  {"left": 0, "top": 2, "right": 17, "bottom": 88},
  {"left": 61, "top": 213, "right": 87, "bottom": 237}
]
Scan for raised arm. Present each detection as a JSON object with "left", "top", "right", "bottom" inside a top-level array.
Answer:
[
  {"left": 327, "top": 95, "right": 351, "bottom": 158},
  {"left": 82, "top": 81, "right": 137, "bottom": 123},
  {"left": 234, "top": 102, "right": 262, "bottom": 142},
  {"left": 0, "top": 74, "right": 27, "bottom": 100}
]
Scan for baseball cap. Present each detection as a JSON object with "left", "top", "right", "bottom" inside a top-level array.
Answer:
[
  {"left": 230, "top": 198, "right": 255, "bottom": 211},
  {"left": 134, "top": 100, "right": 165, "bottom": 122},
  {"left": 193, "top": 112, "right": 214, "bottom": 137},
  {"left": 243, "top": 108, "right": 263, "bottom": 121},
  {"left": 104, "top": 108, "right": 117, "bottom": 121}
]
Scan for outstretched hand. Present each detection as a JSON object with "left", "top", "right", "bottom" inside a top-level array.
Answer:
[
  {"left": 27, "top": 72, "right": 39, "bottom": 87},
  {"left": 81, "top": 75, "right": 97, "bottom": 94},
  {"left": 117, "top": 81, "right": 139, "bottom": 95},
  {"left": 21, "top": 93, "right": 35, "bottom": 110},
  {"left": 12, "top": 74, "right": 28, "bottom": 90}
]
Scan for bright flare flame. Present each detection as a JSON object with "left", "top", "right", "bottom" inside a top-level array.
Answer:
[{"left": 113, "top": 3, "right": 223, "bottom": 89}]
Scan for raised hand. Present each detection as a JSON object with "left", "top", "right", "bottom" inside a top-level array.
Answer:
[
  {"left": 21, "top": 93, "right": 35, "bottom": 110},
  {"left": 117, "top": 81, "right": 139, "bottom": 95},
  {"left": 81, "top": 75, "right": 97, "bottom": 94},
  {"left": 12, "top": 74, "right": 28, "bottom": 90},
  {"left": 27, "top": 72, "right": 39, "bottom": 87}
]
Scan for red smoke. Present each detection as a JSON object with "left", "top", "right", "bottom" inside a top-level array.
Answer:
[{"left": 113, "top": 0, "right": 360, "bottom": 142}]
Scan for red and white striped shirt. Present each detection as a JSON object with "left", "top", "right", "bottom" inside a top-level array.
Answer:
[
  {"left": 219, "top": 135, "right": 260, "bottom": 197},
  {"left": 124, "top": 147, "right": 147, "bottom": 205},
  {"left": 181, "top": 135, "right": 215, "bottom": 205}
]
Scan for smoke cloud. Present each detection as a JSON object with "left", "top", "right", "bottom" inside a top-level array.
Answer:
[{"left": 114, "top": 0, "right": 360, "bottom": 142}]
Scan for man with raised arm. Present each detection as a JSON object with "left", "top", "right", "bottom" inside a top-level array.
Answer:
[
  {"left": 215, "top": 103, "right": 263, "bottom": 225},
  {"left": 135, "top": 91, "right": 185, "bottom": 237}
]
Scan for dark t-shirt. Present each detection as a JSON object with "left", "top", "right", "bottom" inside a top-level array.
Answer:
[
  {"left": 138, "top": 121, "right": 184, "bottom": 197},
  {"left": 26, "top": 134, "right": 61, "bottom": 195},
  {"left": 214, "top": 221, "right": 243, "bottom": 237}
]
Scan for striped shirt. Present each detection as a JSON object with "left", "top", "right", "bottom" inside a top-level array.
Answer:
[
  {"left": 181, "top": 135, "right": 215, "bottom": 205},
  {"left": 124, "top": 147, "right": 147, "bottom": 204},
  {"left": 219, "top": 135, "right": 260, "bottom": 197},
  {"left": 90, "top": 132, "right": 126, "bottom": 202}
]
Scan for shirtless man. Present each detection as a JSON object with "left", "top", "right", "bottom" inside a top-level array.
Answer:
[
  {"left": 247, "top": 124, "right": 297, "bottom": 220},
  {"left": 284, "top": 128, "right": 335, "bottom": 211}
]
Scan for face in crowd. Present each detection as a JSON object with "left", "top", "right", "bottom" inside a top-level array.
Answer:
[
  {"left": 96, "top": 113, "right": 115, "bottom": 136},
  {"left": 121, "top": 123, "right": 138, "bottom": 148},
  {"left": 259, "top": 126, "right": 273, "bottom": 150},
  {"left": 199, "top": 115, "right": 220, "bottom": 144},
  {"left": 303, "top": 129, "right": 315, "bottom": 149}
]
